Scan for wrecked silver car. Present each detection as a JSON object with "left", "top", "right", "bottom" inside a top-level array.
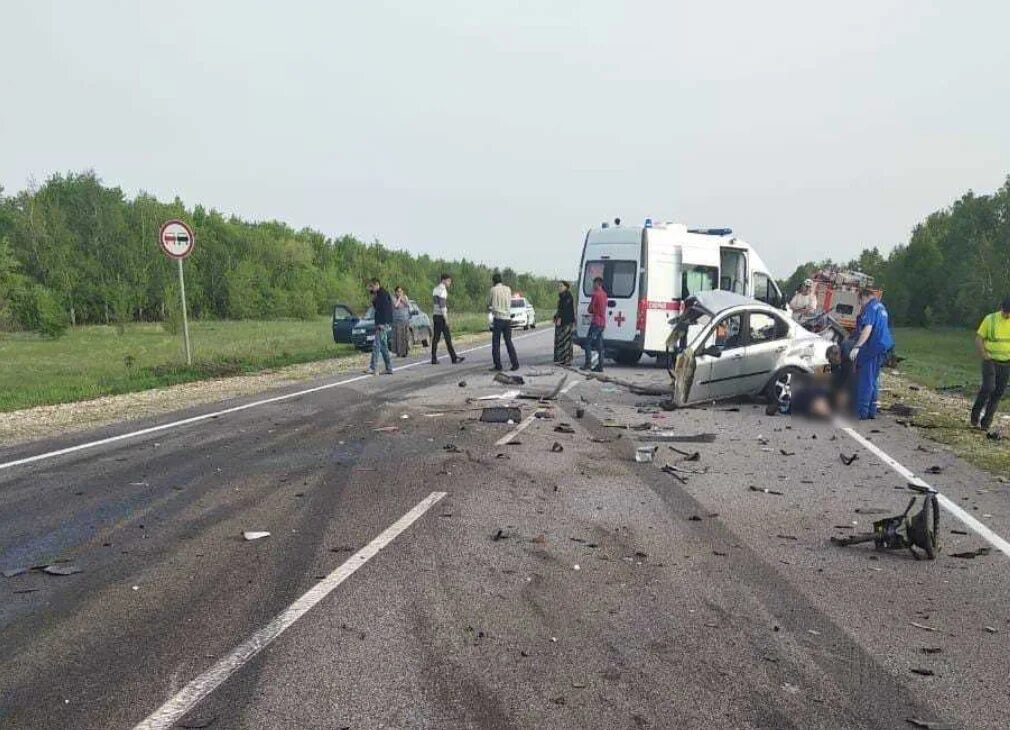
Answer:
[{"left": 666, "top": 291, "right": 833, "bottom": 408}]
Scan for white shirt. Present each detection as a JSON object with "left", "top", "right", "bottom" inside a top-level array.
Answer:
[
  {"left": 489, "top": 283, "right": 512, "bottom": 320},
  {"left": 432, "top": 283, "right": 448, "bottom": 317},
  {"left": 790, "top": 291, "right": 818, "bottom": 317}
]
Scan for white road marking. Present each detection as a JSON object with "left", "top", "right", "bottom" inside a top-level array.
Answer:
[
  {"left": 495, "top": 412, "right": 541, "bottom": 446},
  {"left": 0, "top": 330, "right": 551, "bottom": 473},
  {"left": 840, "top": 422, "right": 1010, "bottom": 560},
  {"left": 133, "top": 491, "right": 446, "bottom": 730},
  {"left": 560, "top": 379, "right": 581, "bottom": 395}
]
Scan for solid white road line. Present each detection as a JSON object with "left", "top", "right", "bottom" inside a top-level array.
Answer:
[
  {"left": 840, "top": 422, "right": 1010, "bottom": 560},
  {"left": 0, "top": 330, "right": 551, "bottom": 473},
  {"left": 133, "top": 491, "right": 446, "bottom": 730}
]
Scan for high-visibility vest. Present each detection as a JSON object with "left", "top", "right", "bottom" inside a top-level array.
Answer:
[{"left": 981, "top": 312, "right": 1010, "bottom": 361}]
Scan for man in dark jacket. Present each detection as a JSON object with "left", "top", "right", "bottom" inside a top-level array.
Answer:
[
  {"left": 366, "top": 278, "right": 394, "bottom": 375},
  {"left": 553, "top": 281, "right": 576, "bottom": 365}
]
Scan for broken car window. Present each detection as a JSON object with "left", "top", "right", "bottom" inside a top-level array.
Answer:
[
  {"left": 706, "top": 313, "right": 744, "bottom": 351},
  {"left": 748, "top": 312, "right": 789, "bottom": 344}
]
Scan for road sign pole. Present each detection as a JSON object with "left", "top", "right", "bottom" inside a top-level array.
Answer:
[{"left": 177, "top": 258, "right": 192, "bottom": 366}]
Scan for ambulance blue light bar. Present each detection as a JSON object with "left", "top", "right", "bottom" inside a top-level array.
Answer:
[{"left": 687, "top": 228, "right": 733, "bottom": 236}]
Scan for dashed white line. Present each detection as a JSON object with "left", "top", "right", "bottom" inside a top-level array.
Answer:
[
  {"left": 0, "top": 330, "right": 551, "bottom": 473},
  {"left": 132, "top": 491, "right": 446, "bottom": 730},
  {"left": 495, "top": 412, "right": 540, "bottom": 446},
  {"left": 839, "top": 422, "right": 1010, "bottom": 560}
]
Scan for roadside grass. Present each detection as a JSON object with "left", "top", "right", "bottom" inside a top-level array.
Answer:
[
  {"left": 0, "top": 314, "right": 490, "bottom": 413},
  {"left": 884, "top": 326, "right": 1010, "bottom": 477},
  {"left": 892, "top": 327, "right": 980, "bottom": 392}
]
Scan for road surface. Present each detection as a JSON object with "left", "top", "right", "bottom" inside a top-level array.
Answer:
[{"left": 1, "top": 330, "right": 1008, "bottom": 729}]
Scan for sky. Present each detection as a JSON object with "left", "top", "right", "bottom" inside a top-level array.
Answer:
[{"left": 2, "top": 1, "right": 1009, "bottom": 279}]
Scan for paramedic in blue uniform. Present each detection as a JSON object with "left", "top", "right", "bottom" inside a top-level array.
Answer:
[{"left": 849, "top": 287, "right": 894, "bottom": 420}]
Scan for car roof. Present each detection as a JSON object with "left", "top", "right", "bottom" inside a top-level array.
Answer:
[{"left": 687, "top": 290, "right": 760, "bottom": 314}]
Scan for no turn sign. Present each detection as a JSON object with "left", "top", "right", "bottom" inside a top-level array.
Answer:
[{"left": 159, "top": 219, "right": 195, "bottom": 259}]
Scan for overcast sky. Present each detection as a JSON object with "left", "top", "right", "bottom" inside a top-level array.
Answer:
[{"left": 3, "top": 1, "right": 1009, "bottom": 278}]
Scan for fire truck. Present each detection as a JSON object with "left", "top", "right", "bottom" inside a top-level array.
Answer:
[{"left": 805, "top": 268, "right": 882, "bottom": 336}]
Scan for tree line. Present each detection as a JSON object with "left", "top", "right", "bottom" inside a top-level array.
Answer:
[
  {"left": 781, "top": 176, "right": 1010, "bottom": 328},
  {"left": 0, "top": 172, "right": 559, "bottom": 337}
]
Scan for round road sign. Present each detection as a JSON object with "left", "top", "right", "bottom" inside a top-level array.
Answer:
[{"left": 159, "top": 219, "right": 196, "bottom": 259}]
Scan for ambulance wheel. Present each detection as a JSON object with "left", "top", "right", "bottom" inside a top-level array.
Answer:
[{"left": 614, "top": 349, "right": 643, "bottom": 366}]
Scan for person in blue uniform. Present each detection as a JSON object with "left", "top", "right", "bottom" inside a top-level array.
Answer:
[{"left": 849, "top": 288, "right": 894, "bottom": 420}]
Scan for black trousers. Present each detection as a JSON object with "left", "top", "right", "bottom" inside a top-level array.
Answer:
[
  {"left": 492, "top": 318, "right": 519, "bottom": 370},
  {"left": 971, "top": 359, "right": 1010, "bottom": 428},
  {"left": 431, "top": 315, "right": 458, "bottom": 362}
]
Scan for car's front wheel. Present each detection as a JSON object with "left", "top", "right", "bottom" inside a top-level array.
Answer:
[{"left": 765, "top": 367, "right": 806, "bottom": 411}]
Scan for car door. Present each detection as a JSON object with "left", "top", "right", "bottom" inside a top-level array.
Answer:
[
  {"left": 738, "top": 310, "right": 791, "bottom": 394},
  {"left": 687, "top": 312, "right": 747, "bottom": 402}
]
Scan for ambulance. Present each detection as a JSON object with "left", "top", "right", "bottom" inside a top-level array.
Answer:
[{"left": 574, "top": 219, "right": 785, "bottom": 365}]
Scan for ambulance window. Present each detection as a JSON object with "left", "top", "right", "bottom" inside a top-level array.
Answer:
[
  {"left": 582, "top": 260, "right": 637, "bottom": 298},
  {"left": 682, "top": 265, "right": 718, "bottom": 298},
  {"left": 720, "top": 249, "right": 747, "bottom": 294},
  {"left": 753, "top": 272, "right": 776, "bottom": 305}
]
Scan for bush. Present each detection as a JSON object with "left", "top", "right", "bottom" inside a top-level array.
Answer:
[{"left": 12, "top": 285, "right": 68, "bottom": 338}]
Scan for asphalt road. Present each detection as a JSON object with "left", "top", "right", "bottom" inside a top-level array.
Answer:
[{"left": 1, "top": 330, "right": 1008, "bottom": 729}]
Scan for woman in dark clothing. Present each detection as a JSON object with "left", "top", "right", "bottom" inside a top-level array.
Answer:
[{"left": 553, "top": 281, "right": 577, "bottom": 365}]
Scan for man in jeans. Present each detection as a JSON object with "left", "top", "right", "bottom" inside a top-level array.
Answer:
[
  {"left": 971, "top": 298, "right": 1010, "bottom": 430},
  {"left": 431, "top": 273, "right": 465, "bottom": 365},
  {"left": 583, "top": 276, "right": 607, "bottom": 372},
  {"left": 488, "top": 272, "right": 520, "bottom": 371},
  {"left": 365, "top": 278, "right": 394, "bottom": 375}
]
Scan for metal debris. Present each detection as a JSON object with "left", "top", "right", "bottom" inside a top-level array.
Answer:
[
  {"left": 638, "top": 432, "right": 716, "bottom": 443},
  {"left": 494, "top": 372, "right": 525, "bottom": 386},
  {"left": 42, "top": 564, "right": 82, "bottom": 576},
  {"left": 749, "top": 486, "right": 784, "bottom": 496},
  {"left": 243, "top": 531, "right": 271, "bottom": 541},
  {"left": 949, "top": 547, "right": 991, "bottom": 559},
  {"left": 906, "top": 720, "right": 953, "bottom": 730},
  {"left": 840, "top": 453, "right": 859, "bottom": 466},
  {"left": 635, "top": 446, "right": 657, "bottom": 463},
  {"left": 480, "top": 407, "right": 522, "bottom": 424},
  {"left": 551, "top": 442, "right": 565, "bottom": 453},
  {"left": 554, "top": 423, "right": 575, "bottom": 434}
]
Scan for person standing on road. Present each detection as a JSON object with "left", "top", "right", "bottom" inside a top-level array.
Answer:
[
  {"left": 553, "top": 281, "right": 576, "bottom": 365},
  {"left": 789, "top": 279, "right": 818, "bottom": 320},
  {"left": 582, "top": 276, "right": 607, "bottom": 372},
  {"left": 970, "top": 298, "right": 1010, "bottom": 430},
  {"left": 849, "top": 287, "right": 893, "bottom": 419},
  {"left": 391, "top": 286, "right": 411, "bottom": 358},
  {"left": 489, "top": 272, "right": 520, "bottom": 371},
  {"left": 431, "top": 273, "right": 465, "bottom": 365},
  {"left": 365, "top": 278, "right": 394, "bottom": 375}
]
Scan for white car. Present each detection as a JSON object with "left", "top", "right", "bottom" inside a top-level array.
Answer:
[
  {"left": 665, "top": 291, "right": 833, "bottom": 409},
  {"left": 488, "top": 297, "right": 536, "bottom": 331}
]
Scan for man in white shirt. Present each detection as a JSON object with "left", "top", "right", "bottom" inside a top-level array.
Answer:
[
  {"left": 789, "top": 279, "right": 818, "bottom": 320},
  {"left": 488, "top": 272, "right": 519, "bottom": 371},
  {"left": 431, "top": 273, "right": 464, "bottom": 364}
]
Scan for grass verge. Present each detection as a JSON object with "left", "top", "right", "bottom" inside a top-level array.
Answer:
[
  {"left": 883, "top": 326, "right": 1010, "bottom": 477},
  {"left": 0, "top": 314, "right": 490, "bottom": 413}
]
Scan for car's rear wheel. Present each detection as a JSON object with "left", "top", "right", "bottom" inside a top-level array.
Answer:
[{"left": 614, "top": 349, "right": 643, "bottom": 366}]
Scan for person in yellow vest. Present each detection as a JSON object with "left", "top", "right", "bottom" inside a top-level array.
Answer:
[{"left": 971, "top": 298, "right": 1010, "bottom": 430}]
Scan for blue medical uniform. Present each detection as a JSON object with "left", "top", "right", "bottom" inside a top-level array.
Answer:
[{"left": 854, "top": 297, "right": 894, "bottom": 419}]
